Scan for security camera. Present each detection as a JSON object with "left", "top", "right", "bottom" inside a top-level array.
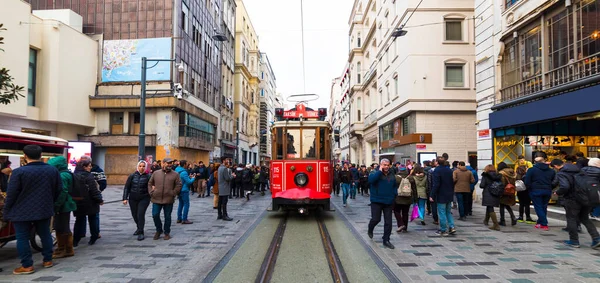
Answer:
[{"left": 174, "top": 83, "right": 183, "bottom": 100}]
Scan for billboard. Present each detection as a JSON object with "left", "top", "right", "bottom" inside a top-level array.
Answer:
[
  {"left": 101, "top": 37, "right": 172, "bottom": 82},
  {"left": 67, "top": 142, "right": 92, "bottom": 172}
]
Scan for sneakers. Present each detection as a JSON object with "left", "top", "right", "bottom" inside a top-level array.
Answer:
[
  {"left": 564, "top": 240, "right": 580, "bottom": 248},
  {"left": 396, "top": 225, "right": 406, "bottom": 233},
  {"left": 43, "top": 261, "right": 53, "bottom": 268},
  {"left": 153, "top": 232, "right": 161, "bottom": 240},
  {"left": 435, "top": 230, "right": 449, "bottom": 237},
  {"left": 541, "top": 225, "right": 549, "bottom": 231},
  {"left": 13, "top": 266, "right": 35, "bottom": 275},
  {"left": 534, "top": 224, "right": 542, "bottom": 229},
  {"left": 343, "top": 204, "right": 347, "bottom": 207},
  {"left": 448, "top": 227, "right": 457, "bottom": 235},
  {"left": 517, "top": 217, "right": 525, "bottom": 223},
  {"left": 526, "top": 219, "right": 537, "bottom": 224},
  {"left": 137, "top": 234, "right": 145, "bottom": 241},
  {"left": 591, "top": 238, "right": 600, "bottom": 249}
]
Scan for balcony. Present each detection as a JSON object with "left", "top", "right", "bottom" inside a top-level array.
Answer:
[
  {"left": 498, "top": 54, "right": 600, "bottom": 106},
  {"left": 364, "top": 112, "right": 378, "bottom": 128},
  {"left": 349, "top": 122, "right": 364, "bottom": 137}
]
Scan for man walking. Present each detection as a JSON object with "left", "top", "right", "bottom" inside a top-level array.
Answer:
[
  {"left": 426, "top": 159, "right": 439, "bottom": 224},
  {"left": 148, "top": 158, "right": 182, "bottom": 240},
  {"left": 350, "top": 164, "right": 359, "bottom": 198},
  {"left": 367, "top": 158, "right": 397, "bottom": 249},
  {"left": 524, "top": 152, "right": 555, "bottom": 230},
  {"left": 339, "top": 163, "right": 353, "bottom": 207},
  {"left": 431, "top": 160, "right": 457, "bottom": 236},
  {"left": 218, "top": 157, "right": 235, "bottom": 221},
  {"left": 4, "top": 145, "right": 61, "bottom": 274}
]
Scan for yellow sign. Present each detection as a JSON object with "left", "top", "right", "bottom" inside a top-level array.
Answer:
[{"left": 496, "top": 140, "right": 518, "bottom": 147}]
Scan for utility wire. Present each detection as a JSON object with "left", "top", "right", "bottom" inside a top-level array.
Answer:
[
  {"left": 400, "top": 0, "right": 425, "bottom": 29},
  {"left": 300, "top": 0, "right": 307, "bottom": 93}
]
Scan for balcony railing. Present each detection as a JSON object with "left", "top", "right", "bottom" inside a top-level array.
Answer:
[
  {"left": 498, "top": 54, "right": 600, "bottom": 105},
  {"left": 364, "top": 112, "right": 378, "bottom": 128}
]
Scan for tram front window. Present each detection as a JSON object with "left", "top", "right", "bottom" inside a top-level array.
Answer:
[
  {"left": 284, "top": 128, "right": 317, "bottom": 159},
  {"left": 302, "top": 129, "right": 316, "bottom": 158}
]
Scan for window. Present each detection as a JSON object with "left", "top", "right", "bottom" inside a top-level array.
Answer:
[
  {"left": 179, "top": 114, "right": 214, "bottom": 143},
  {"left": 357, "top": 97, "right": 362, "bottom": 122},
  {"left": 28, "top": 48, "right": 37, "bottom": 106},
  {"left": 357, "top": 62, "right": 361, "bottom": 84},
  {"left": 394, "top": 76, "right": 398, "bottom": 97},
  {"left": 381, "top": 123, "right": 393, "bottom": 140},
  {"left": 386, "top": 83, "right": 390, "bottom": 102},
  {"left": 357, "top": 32, "right": 362, "bottom": 47},
  {"left": 501, "top": 39, "right": 520, "bottom": 88},
  {"left": 110, "top": 112, "right": 124, "bottom": 135},
  {"left": 182, "top": 3, "right": 189, "bottom": 33},
  {"left": 577, "top": 0, "right": 600, "bottom": 59},
  {"left": 445, "top": 19, "right": 463, "bottom": 41},
  {"left": 402, "top": 117, "right": 409, "bottom": 135},
  {"left": 445, "top": 63, "right": 464, "bottom": 87},
  {"left": 505, "top": 0, "right": 520, "bottom": 9},
  {"left": 549, "top": 9, "right": 574, "bottom": 69}
]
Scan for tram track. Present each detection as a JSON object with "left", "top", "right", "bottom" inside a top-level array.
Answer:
[{"left": 255, "top": 212, "right": 349, "bottom": 283}]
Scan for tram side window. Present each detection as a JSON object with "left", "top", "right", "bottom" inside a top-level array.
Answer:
[
  {"left": 276, "top": 128, "right": 283, "bottom": 159},
  {"left": 319, "top": 128, "right": 326, "bottom": 159},
  {"left": 303, "top": 129, "right": 316, "bottom": 158}
]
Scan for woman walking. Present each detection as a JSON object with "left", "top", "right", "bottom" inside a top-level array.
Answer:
[
  {"left": 480, "top": 164, "right": 502, "bottom": 230},
  {"left": 453, "top": 161, "right": 475, "bottom": 221},
  {"left": 498, "top": 162, "right": 518, "bottom": 226},
  {"left": 413, "top": 166, "right": 428, "bottom": 225},
  {"left": 515, "top": 165, "right": 535, "bottom": 223},
  {"left": 123, "top": 161, "right": 151, "bottom": 241},
  {"left": 73, "top": 159, "right": 104, "bottom": 246},
  {"left": 48, "top": 156, "right": 77, "bottom": 258},
  {"left": 393, "top": 167, "right": 417, "bottom": 232}
]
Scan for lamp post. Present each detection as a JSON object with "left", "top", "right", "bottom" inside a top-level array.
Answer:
[{"left": 139, "top": 57, "right": 175, "bottom": 161}]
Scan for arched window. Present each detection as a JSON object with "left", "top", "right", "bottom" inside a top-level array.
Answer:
[{"left": 357, "top": 62, "right": 362, "bottom": 84}]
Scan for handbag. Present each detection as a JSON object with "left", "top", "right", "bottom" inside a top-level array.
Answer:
[
  {"left": 515, "top": 180, "right": 526, "bottom": 192},
  {"left": 410, "top": 203, "right": 421, "bottom": 222}
]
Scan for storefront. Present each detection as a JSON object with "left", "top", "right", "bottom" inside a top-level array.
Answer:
[{"left": 379, "top": 118, "right": 432, "bottom": 165}]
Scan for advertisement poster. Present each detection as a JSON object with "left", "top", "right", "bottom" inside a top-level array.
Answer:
[
  {"left": 102, "top": 37, "right": 172, "bottom": 82},
  {"left": 67, "top": 142, "right": 92, "bottom": 172}
]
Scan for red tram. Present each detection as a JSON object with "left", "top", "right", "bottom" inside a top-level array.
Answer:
[{"left": 269, "top": 103, "right": 335, "bottom": 212}]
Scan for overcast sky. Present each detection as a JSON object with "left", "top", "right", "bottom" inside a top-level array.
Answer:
[{"left": 243, "top": 0, "right": 353, "bottom": 109}]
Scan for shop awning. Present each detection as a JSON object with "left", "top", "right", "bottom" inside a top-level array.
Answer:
[
  {"left": 490, "top": 84, "right": 600, "bottom": 129},
  {"left": 0, "top": 129, "right": 70, "bottom": 156}
]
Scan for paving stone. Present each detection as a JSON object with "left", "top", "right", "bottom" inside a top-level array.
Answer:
[
  {"left": 442, "top": 274, "right": 467, "bottom": 280},
  {"left": 512, "top": 269, "right": 537, "bottom": 274},
  {"left": 99, "top": 264, "right": 143, "bottom": 269},
  {"left": 396, "top": 263, "right": 418, "bottom": 267},
  {"left": 508, "top": 280, "right": 535, "bottom": 283},
  {"left": 103, "top": 273, "right": 130, "bottom": 278},
  {"left": 426, "top": 270, "right": 449, "bottom": 275},
  {"left": 465, "top": 274, "right": 490, "bottom": 279},
  {"left": 476, "top": 261, "right": 497, "bottom": 266},
  {"left": 31, "top": 276, "right": 62, "bottom": 282},
  {"left": 128, "top": 279, "right": 155, "bottom": 283}
]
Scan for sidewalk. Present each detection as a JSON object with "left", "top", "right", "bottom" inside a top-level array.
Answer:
[
  {"left": 332, "top": 192, "right": 600, "bottom": 282},
  {"left": 0, "top": 186, "right": 272, "bottom": 282}
]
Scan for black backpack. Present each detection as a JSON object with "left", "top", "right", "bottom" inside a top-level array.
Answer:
[
  {"left": 71, "top": 172, "right": 90, "bottom": 201},
  {"left": 488, "top": 180, "right": 505, "bottom": 197},
  {"left": 573, "top": 171, "right": 600, "bottom": 206},
  {"left": 242, "top": 169, "right": 252, "bottom": 184}
]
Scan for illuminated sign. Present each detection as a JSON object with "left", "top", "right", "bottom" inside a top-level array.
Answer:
[
  {"left": 67, "top": 141, "right": 92, "bottom": 172},
  {"left": 283, "top": 103, "right": 319, "bottom": 118}
]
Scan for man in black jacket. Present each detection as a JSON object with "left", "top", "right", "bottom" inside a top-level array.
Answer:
[
  {"left": 553, "top": 158, "right": 600, "bottom": 248},
  {"left": 333, "top": 164, "right": 341, "bottom": 196},
  {"left": 339, "top": 163, "right": 353, "bottom": 207}
]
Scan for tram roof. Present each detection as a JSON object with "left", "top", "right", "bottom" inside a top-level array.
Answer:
[{"left": 272, "top": 120, "right": 331, "bottom": 128}]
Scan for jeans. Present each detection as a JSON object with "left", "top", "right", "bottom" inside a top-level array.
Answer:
[
  {"left": 456, "top": 192, "right": 469, "bottom": 218},
  {"left": 152, "top": 203, "right": 174, "bottom": 234},
  {"left": 14, "top": 218, "right": 53, "bottom": 268},
  {"left": 566, "top": 203, "right": 600, "bottom": 243},
  {"left": 350, "top": 182, "right": 357, "bottom": 198},
  {"left": 393, "top": 203, "right": 410, "bottom": 229},
  {"left": 437, "top": 202, "right": 455, "bottom": 232},
  {"left": 465, "top": 190, "right": 473, "bottom": 215},
  {"left": 431, "top": 199, "right": 439, "bottom": 221},
  {"left": 517, "top": 191, "right": 532, "bottom": 219},
  {"left": 368, "top": 202, "right": 393, "bottom": 242},
  {"left": 341, "top": 183, "right": 351, "bottom": 204},
  {"left": 418, "top": 199, "right": 427, "bottom": 220},
  {"left": 96, "top": 213, "right": 100, "bottom": 234},
  {"left": 531, "top": 193, "right": 551, "bottom": 226},
  {"left": 177, "top": 191, "right": 190, "bottom": 221},
  {"left": 129, "top": 196, "right": 151, "bottom": 233},
  {"left": 74, "top": 214, "right": 99, "bottom": 242},
  {"left": 593, "top": 206, "right": 600, "bottom": 217}
]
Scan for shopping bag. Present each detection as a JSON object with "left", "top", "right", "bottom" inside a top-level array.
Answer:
[{"left": 410, "top": 203, "right": 420, "bottom": 222}]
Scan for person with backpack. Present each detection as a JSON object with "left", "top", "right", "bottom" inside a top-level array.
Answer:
[
  {"left": 516, "top": 165, "right": 535, "bottom": 224},
  {"left": 339, "top": 163, "right": 353, "bottom": 207},
  {"left": 48, "top": 156, "right": 77, "bottom": 258},
  {"left": 524, "top": 152, "right": 556, "bottom": 231},
  {"left": 453, "top": 161, "right": 475, "bottom": 221},
  {"left": 431, "top": 160, "right": 457, "bottom": 236},
  {"left": 72, "top": 159, "right": 104, "bottom": 246},
  {"left": 413, "top": 165, "right": 428, "bottom": 225},
  {"left": 554, "top": 158, "right": 600, "bottom": 248},
  {"left": 393, "top": 166, "right": 417, "bottom": 233},
  {"left": 122, "top": 160, "right": 151, "bottom": 241},
  {"left": 465, "top": 163, "right": 478, "bottom": 216},
  {"left": 480, "top": 164, "right": 502, "bottom": 231},
  {"left": 498, "top": 162, "right": 518, "bottom": 226}
]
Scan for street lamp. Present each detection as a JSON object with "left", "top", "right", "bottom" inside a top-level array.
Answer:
[{"left": 139, "top": 57, "right": 175, "bottom": 161}]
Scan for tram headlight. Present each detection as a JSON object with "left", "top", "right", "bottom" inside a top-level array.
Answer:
[{"left": 294, "top": 173, "right": 308, "bottom": 187}]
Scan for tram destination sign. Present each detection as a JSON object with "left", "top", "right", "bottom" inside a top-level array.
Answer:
[{"left": 283, "top": 103, "right": 319, "bottom": 118}]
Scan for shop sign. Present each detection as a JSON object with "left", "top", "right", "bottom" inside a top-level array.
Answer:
[
  {"left": 478, "top": 129, "right": 490, "bottom": 139},
  {"left": 416, "top": 144, "right": 427, "bottom": 150},
  {"left": 388, "top": 140, "right": 400, "bottom": 146},
  {"left": 496, "top": 139, "right": 518, "bottom": 147}
]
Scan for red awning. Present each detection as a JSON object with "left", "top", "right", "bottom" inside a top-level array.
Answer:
[{"left": 0, "top": 137, "right": 71, "bottom": 148}]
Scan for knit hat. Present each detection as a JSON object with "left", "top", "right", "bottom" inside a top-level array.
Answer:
[{"left": 589, "top": 158, "right": 600, "bottom": 168}]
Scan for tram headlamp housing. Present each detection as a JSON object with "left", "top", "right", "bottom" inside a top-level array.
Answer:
[{"left": 294, "top": 173, "right": 308, "bottom": 187}]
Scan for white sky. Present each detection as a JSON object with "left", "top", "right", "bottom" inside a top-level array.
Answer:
[{"left": 243, "top": 0, "right": 353, "bottom": 110}]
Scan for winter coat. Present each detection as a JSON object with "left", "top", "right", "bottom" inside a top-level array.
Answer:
[
  {"left": 3, "top": 161, "right": 61, "bottom": 222},
  {"left": 123, "top": 171, "right": 151, "bottom": 201},
  {"left": 431, "top": 165, "right": 454, "bottom": 204},
  {"left": 453, "top": 166, "right": 475, "bottom": 193},
  {"left": 480, "top": 172, "right": 501, "bottom": 207},
  {"left": 333, "top": 169, "right": 341, "bottom": 184},
  {"left": 339, "top": 170, "right": 352, "bottom": 184},
  {"left": 73, "top": 170, "right": 104, "bottom": 216},
  {"left": 148, "top": 169, "right": 182, "bottom": 204},
  {"left": 394, "top": 174, "right": 417, "bottom": 205},
  {"left": 413, "top": 173, "right": 428, "bottom": 199},
  {"left": 466, "top": 165, "right": 478, "bottom": 192},
  {"left": 499, "top": 168, "right": 517, "bottom": 206},
  {"left": 47, "top": 156, "right": 77, "bottom": 213},
  {"left": 91, "top": 164, "right": 107, "bottom": 191},
  {"left": 258, "top": 170, "right": 268, "bottom": 184},
  {"left": 198, "top": 165, "right": 209, "bottom": 179},
  {"left": 576, "top": 158, "right": 589, "bottom": 170},
  {"left": 175, "top": 166, "right": 195, "bottom": 193},
  {"left": 524, "top": 162, "right": 555, "bottom": 196},
  {"left": 368, "top": 169, "right": 398, "bottom": 205},
  {"left": 350, "top": 167, "right": 359, "bottom": 181},
  {"left": 242, "top": 168, "right": 254, "bottom": 191},
  {"left": 424, "top": 166, "right": 434, "bottom": 197},
  {"left": 218, "top": 166, "right": 234, "bottom": 196},
  {"left": 359, "top": 170, "right": 369, "bottom": 184},
  {"left": 212, "top": 170, "right": 219, "bottom": 194},
  {"left": 555, "top": 164, "right": 581, "bottom": 205}
]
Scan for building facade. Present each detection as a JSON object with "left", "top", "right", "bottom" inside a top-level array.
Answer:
[
  {"left": 374, "top": 0, "right": 477, "bottom": 166},
  {"left": 234, "top": 0, "right": 261, "bottom": 165},
  {"left": 0, "top": 1, "right": 97, "bottom": 143},
  {"left": 218, "top": 0, "right": 237, "bottom": 162},
  {"left": 477, "top": 0, "right": 600, "bottom": 168},
  {"left": 27, "top": 0, "right": 224, "bottom": 183},
  {"left": 259, "top": 52, "right": 276, "bottom": 166},
  {"left": 347, "top": 0, "right": 380, "bottom": 166},
  {"left": 329, "top": 77, "right": 343, "bottom": 163},
  {"left": 338, "top": 64, "right": 351, "bottom": 163}
]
